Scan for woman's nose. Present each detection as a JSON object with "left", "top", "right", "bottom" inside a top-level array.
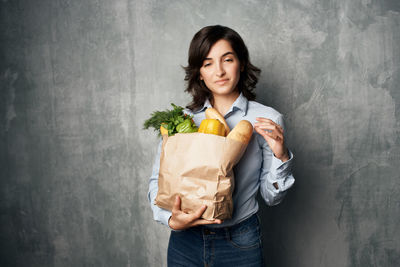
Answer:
[{"left": 215, "top": 63, "right": 225, "bottom": 77}]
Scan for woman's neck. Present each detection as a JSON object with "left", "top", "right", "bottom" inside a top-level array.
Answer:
[{"left": 210, "top": 91, "right": 240, "bottom": 117}]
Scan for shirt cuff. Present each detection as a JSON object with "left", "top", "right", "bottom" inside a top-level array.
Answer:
[
  {"left": 157, "top": 208, "right": 172, "bottom": 227},
  {"left": 270, "top": 149, "right": 294, "bottom": 177},
  {"left": 154, "top": 205, "right": 183, "bottom": 232}
]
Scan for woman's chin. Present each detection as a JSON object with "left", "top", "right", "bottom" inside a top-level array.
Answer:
[{"left": 211, "top": 88, "right": 239, "bottom": 97}]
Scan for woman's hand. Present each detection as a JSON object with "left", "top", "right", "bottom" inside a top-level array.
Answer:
[
  {"left": 254, "top": 117, "right": 290, "bottom": 162},
  {"left": 168, "top": 195, "right": 222, "bottom": 230}
]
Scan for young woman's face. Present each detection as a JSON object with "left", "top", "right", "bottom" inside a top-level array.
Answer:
[{"left": 199, "top": 39, "right": 243, "bottom": 99}]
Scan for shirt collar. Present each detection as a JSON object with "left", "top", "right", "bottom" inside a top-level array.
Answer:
[{"left": 194, "top": 92, "right": 248, "bottom": 117}]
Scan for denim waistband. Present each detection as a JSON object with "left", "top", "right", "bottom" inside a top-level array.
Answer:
[{"left": 190, "top": 213, "right": 259, "bottom": 236}]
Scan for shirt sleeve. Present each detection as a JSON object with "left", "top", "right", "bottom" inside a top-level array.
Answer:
[
  {"left": 258, "top": 114, "right": 295, "bottom": 206},
  {"left": 147, "top": 138, "right": 173, "bottom": 229}
]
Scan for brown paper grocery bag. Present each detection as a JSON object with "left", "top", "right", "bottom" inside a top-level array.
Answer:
[{"left": 155, "top": 132, "right": 248, "bottom": 220}]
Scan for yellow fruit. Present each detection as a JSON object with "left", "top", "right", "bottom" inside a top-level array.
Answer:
[
  {"left": 198, "top": 119, "right": 226, "bottom": 136},
  {"left": 160, "top": 123, "right": 169, "bottom": 136},
  {"left": 205, "top": 108, "right": 230, "bottom": 135}
]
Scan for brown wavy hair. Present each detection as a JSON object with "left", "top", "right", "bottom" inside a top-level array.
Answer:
[{"left": 181, "top": 25, "right": 261, "bottom": 112}]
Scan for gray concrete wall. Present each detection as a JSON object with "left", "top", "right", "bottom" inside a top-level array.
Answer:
[{"left": 1, "top": 0, "right": 399, "bottom": 266}]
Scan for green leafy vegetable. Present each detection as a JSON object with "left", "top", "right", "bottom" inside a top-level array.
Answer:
[
  {"left": 143, "top": 103, "right": 198, "bottom": 137},
  {"left": 176, "top": 118, "right": 198, "bottom": 133}
]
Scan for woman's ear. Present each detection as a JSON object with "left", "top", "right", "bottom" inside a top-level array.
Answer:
[{"left": 240, "top": 65, "right": 244, "bottom": 72}]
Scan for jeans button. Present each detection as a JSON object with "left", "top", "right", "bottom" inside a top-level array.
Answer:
[{"left": 204, "top": 229, "right": 210, "bottom": 235}]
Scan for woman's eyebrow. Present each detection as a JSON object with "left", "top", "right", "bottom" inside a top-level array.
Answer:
[{"left": 204, "top": 51, "right": 234, "bottom": 60}]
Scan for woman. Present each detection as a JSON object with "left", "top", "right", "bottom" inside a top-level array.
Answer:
[{"left": 148, "top": 25, "right": 295, "bottom": 266}]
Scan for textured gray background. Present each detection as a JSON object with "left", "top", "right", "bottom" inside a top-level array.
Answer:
[{"left": 1, "top": 0, "right": 399, "bottom": 266}]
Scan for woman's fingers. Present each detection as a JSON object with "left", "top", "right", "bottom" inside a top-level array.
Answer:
[
  {"left": 191, "top": 204, "right": 207, "bottom": 219},
  {"left": 266, "top": 129, "right": 283, "bottom": 140},
  {"left": 254, "top": 122, "right": 283, "bottom": 132},
  {"left": 254, "top": 126, "right": 268, "bottom": 136},
  {"left": 254, "top": 127, "right": 275, "bottom": 141},
  {"left": 192, "top": 219, "right": 222, "bottom": 227},
  {"left": 189, "top": 205, "right": 222, "bottom": 227},
  {"left": 254, "top": 124, "right": 281, "bottom": 133},
  {"left": 256, "top": 117, "right": 275, "bottom": 123},
  {"left": 254, "top": 125, "right": 283, "bottom": 134},
  {"left": 254, "top": 117, "right": 284, "bottom": 141},
  {"left": 254, "top": 126, "right": 283, "bottom": 141},
  {"left": 255, "top": 117, "right": 283, "bottom": 131},
  {"left": 172, "top": 195, "right": 182, "bottom": 213},
  {"left": 170, "top": 198, "right": 223, "bottom": 230}
]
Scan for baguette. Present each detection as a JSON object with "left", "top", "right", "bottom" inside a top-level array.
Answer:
[
  {"left": 205, "top": 108, "right": 230, "bottom": 136},
  {"left": 227, "top": 120, "right": 253, "bottom": 145}
]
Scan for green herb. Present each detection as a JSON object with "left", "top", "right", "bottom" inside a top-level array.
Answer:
[{"left": 143, "top": 103, "right": 198, "bottom": 137}]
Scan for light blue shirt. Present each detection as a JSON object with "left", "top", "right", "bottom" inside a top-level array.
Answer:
[{"left": 148, "top": 92, "right": 295, "bottom": 229}]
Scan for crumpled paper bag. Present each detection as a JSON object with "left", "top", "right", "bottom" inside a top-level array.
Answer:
[{"left": 155, "top": 132, "right": 249, "bottom": 220}]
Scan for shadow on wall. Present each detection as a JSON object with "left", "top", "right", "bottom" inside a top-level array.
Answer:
[
  {"left": 254, "top": 72, "right": 400, "bottom": 266},
  {"left": 255, "top": 78, "right": 310, "bottom": 267}
]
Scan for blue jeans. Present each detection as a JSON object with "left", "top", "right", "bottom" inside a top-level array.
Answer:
[{"left": 167, "top": 213, "right": 264, "bottom": 267}]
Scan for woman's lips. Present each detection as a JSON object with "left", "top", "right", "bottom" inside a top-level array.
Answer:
[{"left": 215, "top": 79, "right": 229, "bottom": 85}]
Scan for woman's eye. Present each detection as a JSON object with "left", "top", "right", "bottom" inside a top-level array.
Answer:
[{"left": 203, "top": 58, "right": 232, "bottom": 67}]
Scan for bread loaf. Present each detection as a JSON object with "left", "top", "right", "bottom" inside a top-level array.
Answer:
[{"left": 227, "top": 120, "right": 253, "bottom": 145}]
